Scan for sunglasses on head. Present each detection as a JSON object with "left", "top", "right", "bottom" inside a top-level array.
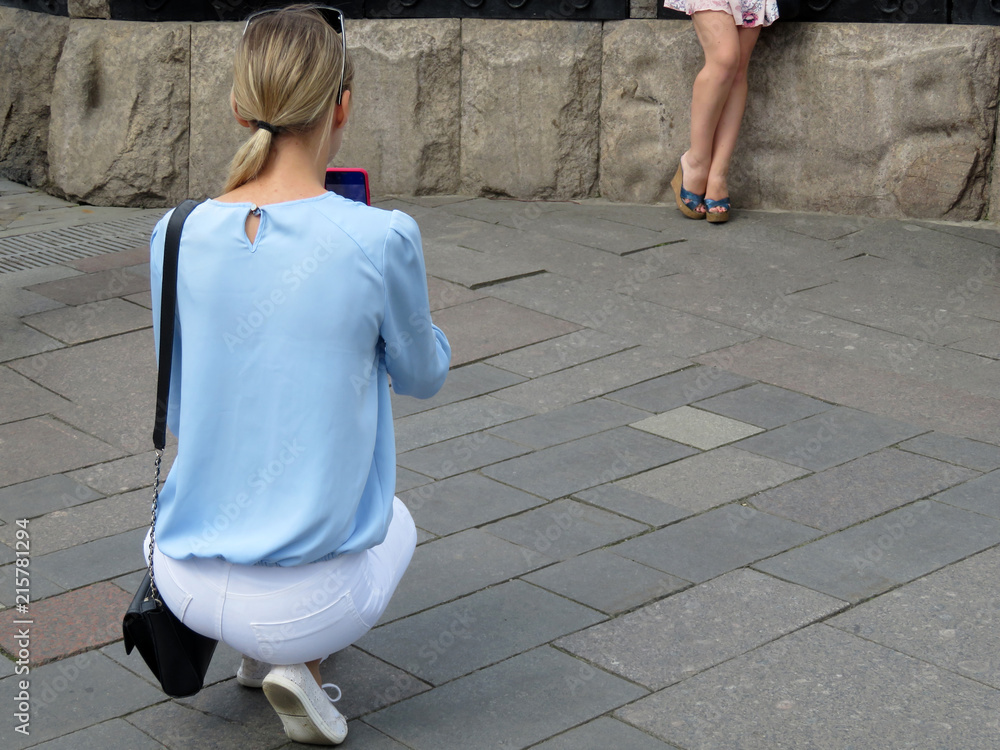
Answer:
[{"left": 242, "top": 4, "right": 347, "bottom": 105}]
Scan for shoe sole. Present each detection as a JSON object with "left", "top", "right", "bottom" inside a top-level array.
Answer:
[
  {"left": 705, "top": 211, "right": 730, "bottom": 224},
  {"left": 263, "top": 675, "right": 347, "bottom": 745},
  {"left": 236, "top": 671, "right": 265, "bottom": 689}
]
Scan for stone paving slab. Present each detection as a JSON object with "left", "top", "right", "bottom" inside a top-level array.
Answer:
[
  {"left": 754, "top": 500, "right": 1000, "bottom": 602},
  {"left": 25, "top": 264, "right": 150, "bottom": 306},
  {"left": 0, "top": 416, "right": 125, "bottom": 488},
  {"left": 619, "top": 446, "right": 808, "bottom": 515},
  {"left": 365, "top": 646, "right": 648, "bottom": 750},
  {"left": 931, "top": 468, "right": 1000, "bottom": 518},
  {"left": 617, "top": 624, "right": 1000, "bottom": 750},
  {"left": 752, "top": 448, "right": 978, "bottom": 532},
  {"left": 399, "top": 472, "right": 545, "bottom": 536},
  {"left": 6, "top": 651, "right": 165, "bottom": 749},
  {"left": 492, "top": 345, "right": 689, "bottom": 413},
  {"left": 557, "top": 569, "right": 845, "bottom": 690},
  {"left": 0, "top": 474, "right": 102, "bottom": 523},
  {"left": 23, "top": 718, "right": 169, "bottom": 749},
  {"left": 573, "top": 483, "right": 692, "bottom": 527},
  {"left": 733, "top": 406, "right": 925, "bottom": 471},
  {"left": 482, "top": 427, "right": 697, "bottom": 501},
  {"left": 30, "top": 527, "right": 147, "bottom": 590},
  {"left": 397, "top": 431, "right": 530, "bottom": 479},
  {"left": 484, "top": 498, "right": 648, "bottom": 563},
  {"left": 531, "top": 716, "right": 682, "bottom": 750},
  {"left": 523, "top": 549, "right": 687, "bottom": 615},
  {"left": 392, "top": 395, "right": 535, "bottom": 453},
  {"left": 0, "top": 582, "right": 129, "bottom": 665},
  {"left": 830, "top": 546, "right": 1000, "bottom": 690},
  {"left": 607, "top": 365, "right": 754, "bottom": 413},
  {"left": 0, "top": 365, "right": 71, "bottom": 424},
  {"left": 390, "top": 362, "right": 526, "bottom": 419},
  {"left": 484, "top": 329, "right": 632, "bottom": 378},
  {"left": 612, "top": 504, "right": 821, "bottom": 584},
  {"left": 359, "top": 580, "right": 605, "bottom": 685},
  {"left": 122, "top": 698, "right": 284, "bottom": 750},
  {"left": 630, "top": 406, "right": 764, "bottom": 449},
  {"left": 897, "top": 430, "right": 1000, "bottom": 471},
  {"left": 487, "top": 397, "right": 649, "bottom": 449},
  {"left": 694, "top": 382, "right": 833, "bottom": 429},
  {"left": 433, "top": 297, "right": 579, "bottom": 366},
  {"left": 21, "top": 298, "right": 150, "bottom": 345}
]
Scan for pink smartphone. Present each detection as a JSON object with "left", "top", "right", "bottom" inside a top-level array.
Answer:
[{"left": 325, "top": 168, "right": 370, "bottom": 205}]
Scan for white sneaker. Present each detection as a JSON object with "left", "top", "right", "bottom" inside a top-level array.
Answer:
[
  {"left": 236, "top": 656, "right": 271, "bottom": 688},
  {"left": 262, "top": 663, "right": 348, "bottom": 746}
]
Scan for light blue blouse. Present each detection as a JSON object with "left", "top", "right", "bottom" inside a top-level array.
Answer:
[{"left": 149, "top": 193, "right": 450, "bottom": 566}]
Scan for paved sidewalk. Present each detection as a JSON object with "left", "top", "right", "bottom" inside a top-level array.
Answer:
[{"left": 2, "top": 177, "right": 1000, "bottom": 749}]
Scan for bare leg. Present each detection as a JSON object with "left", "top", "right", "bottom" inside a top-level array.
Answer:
[
  {"left": 681, "top": 11, "right": 742, "bottom": 206},
  {"left": 704, "top": 25, "right": 762, "bottom": 211}
]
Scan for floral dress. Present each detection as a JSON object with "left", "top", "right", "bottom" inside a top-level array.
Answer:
[{"left": 664, "top": 0, "right": 778, "bottom": 27}]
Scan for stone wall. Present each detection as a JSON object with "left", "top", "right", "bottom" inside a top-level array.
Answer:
[{"left": 1, "top": 6, "right": 998, "bottom": 220}]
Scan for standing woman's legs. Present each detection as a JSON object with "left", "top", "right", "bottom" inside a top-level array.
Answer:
[
  {"left": 704, "top": 24, "right": 762, "bottom": 210},
  {"left": 680, "top": 11, "right": 742, "bottom": 203}
]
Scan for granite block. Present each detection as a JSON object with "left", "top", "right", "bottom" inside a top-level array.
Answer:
[
  {"left": 630, "top": 406, "right": 764, "bottom": 449},
  {"left": 0, "top": 582, "right": 131, "bottom": 664},
  {"left": 390, "top": 362, "right": 526, "bottom": 418},
  {"left": 17, "top": 652, "right": 164, "bottom": 749},
  {"left": 393, "top": 396, "right": 534, "bottom": 453},
  {"left": 360, "top": 580, "right": 604, "bottom": 685},
  {"left": 574, "top": 483, "right": 692, "bottom": 527},
  {"left": 319, "top": 646, "right": 431, "bottom": 720},
  {"left": 488, "top": 398, "right": 649, "bottom": 449},
  {"left": 532, "top": 717, "right": 681, "bottom": 750},
  {"left": 397, "top": 432, "right": 530, "bottom": 479},
  {"left": 612, "top": 504, "right": 821, "bottom": 583},
  {"left": 26, "top": 264, "right": 150, "bottom": 306},
  {"left": 421, "top": 241, "right": 545, "bottom": 289},
  {"left": 483, "top": 427, "right": 697, "bottom": 500},
  {"left": 0, "top": 365, "right": 71, "bottom": 424},
  {"left": 485, "top": 499, "right": 648, "bottom": 563},
  {"left": 11, "top": 719, "right": 168, "bottom": 749},
  {"left": 0, "top": 473, "right": 102, "bottom": 522},
  {"left": 695, "top": 383, "right": 833, "bottom": 429},
  {"left": 427, "top": 275, "right": 486, "bottom": 311},
  {"left": 0, "top": 416, "right": 124, "bottom": 488},
  {"left": 22, "top": 298, "right": 150, "bottom": 345},
  {"left": 395, "top": 466, "right": 432, "bottom": 494},
  {"left": 365, "top": 646, "right": 647, "bottom": 750},
  {"left": 434, "top": 297, "right": 579, "bottom": 366},
  {"left": 123, "top": 698, "right": 279, "bottom": 750},
  {"left": 608, "top": 365, "right": 754, "bottom": 413},
  {"left": 557, "top": 569, "right": 844, "bottom": 690},
  {"left": 753, "top": 448, "right": 978, "bottom": 531},
  {"left": 620, "top": 447, "right": 808, "bottom": 514},
  {"left": 516, "top": 212, "right": 669, "bottom": 255},
  {"left": 734, "top": 406, "right": 924, "bottom": 471},
  {"left": 932, "top": 469, "right": 1000, "bottom": 518},
  {"left": 524, "top": 549, "right": 687, "bottom": 615},
  {"left": 172, "top": 680, "right": 287, "bottom": 746},
  {"left": 492, "top": 345, "right": 690, "bottom": 413},
  {"left": 830, "top": 546, "right": 1000, "bottom": 689},
  {"left": 66, "top": 450, "right": 163, "bottom": 496},
  {"left": 31, "top": 527, "right": 148, "bottom": 589},
  {"left": 617, "top": 625, "right": 1000, "bottom": 750},
  {"left": 0, "top": 564, "right": 64, "bottom": 606},
  {"left": 899, "top": 431, "right": 1000, "bottom": 471},
  {"left": 65, "top": 247, "right": 148, "bottom": 274},
  {"left": 399, "top": 472, "right": 545, "bottom": 536},
  {"left": 754, "top": 500, "right": 1000, "bottom": 602},
  {"left": 0, "top": 489, "right": 149, "bottom": 556},
  {"left": 485, "top": 329, "right": 632, "bottom": 378},
  {"left": 0, "top": 321, "right": 63, "bottom": 364},
  {"left": 379, "top": 529, "right": 548, "bottom": 623}
]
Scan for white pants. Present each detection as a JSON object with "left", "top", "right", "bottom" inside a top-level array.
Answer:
[{"left": 146, "top": 497, "right": 416, "bottom": 664}]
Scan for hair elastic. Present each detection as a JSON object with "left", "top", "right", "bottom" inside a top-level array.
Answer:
[{"left": 256, "top": 120, "right": 279, "bottom": 135}]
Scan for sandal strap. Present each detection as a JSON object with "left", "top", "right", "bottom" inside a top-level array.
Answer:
[
  {"left": 703, "top": 197, "right": 730, "bottom": 211},
  {"left": 679, "top": 186, "right": 704, "bottom": 211}
]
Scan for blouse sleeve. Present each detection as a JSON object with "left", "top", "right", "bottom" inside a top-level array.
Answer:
[{"left": 380, "top": 211, "right": 451, "bottom": 399}]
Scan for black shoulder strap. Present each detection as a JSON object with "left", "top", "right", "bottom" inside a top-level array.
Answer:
[{"left": 153, "top": 200, "right": 200, "bottom": 450}]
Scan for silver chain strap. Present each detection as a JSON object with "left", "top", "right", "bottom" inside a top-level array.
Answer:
[{"left": 147, "top": 449, "right": 163, "bottom": 604}]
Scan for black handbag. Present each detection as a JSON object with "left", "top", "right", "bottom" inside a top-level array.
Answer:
[{"left": 122, "top": 199, "right": 217, "bottom": 699}]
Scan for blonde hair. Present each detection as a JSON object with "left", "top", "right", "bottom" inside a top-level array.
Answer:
[{"left": 224, "top": 4, "right": 355, "bottom": 193}]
